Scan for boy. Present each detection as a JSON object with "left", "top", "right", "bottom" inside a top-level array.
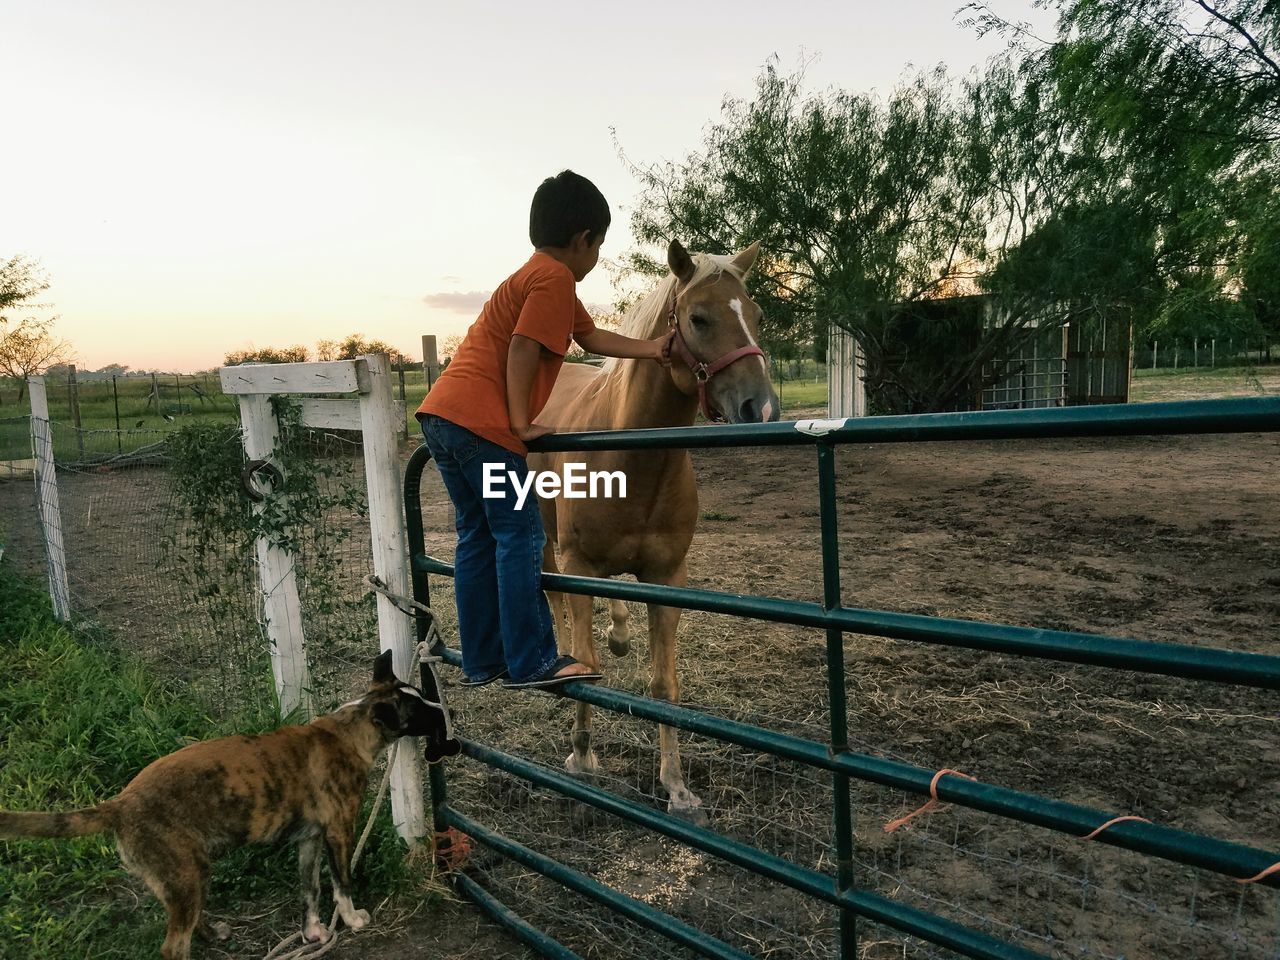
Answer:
[{"left": 418, "top": 170, "right": 672, "bottom": 689}]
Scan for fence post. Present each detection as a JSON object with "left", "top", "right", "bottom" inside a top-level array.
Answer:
[
  {"left": 68, "top": 364, "right": 85, "bottom": 462},
  {"left": 237, "top": 393, "right": 314, "bottom": 719},
  {"left": 112, "top": 376, "right": 122, "bottom": 454},
  {"left": 28, "top": 377, "right": 72, "bottom": 621},
  {"left": 817, "top": 442, "right": 856, "bottom": 958},
  {"left": 358, "top": 353, "right": 427, "bottom": 844},
  {"left": 397, "top": 363, "right": 408, "bottom": 441},
  {"left": 422, "top": 335, "right": 440, "bottom": 393}
]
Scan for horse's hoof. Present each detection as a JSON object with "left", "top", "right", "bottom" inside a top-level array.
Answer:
[
  {"left": 607, "top": 631, "right": 630, "bottom": 657},
  {"left": 209, "top": 921, "right": 231, "bottom": 942},
  {"left": 668, "top": 800, "right": 709, "bottom": 828},
  {"left": 565, "top": 752, "right": 600, "bottom": 777}
]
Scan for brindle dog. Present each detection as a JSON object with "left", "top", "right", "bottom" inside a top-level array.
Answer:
[{"left": 0, "top": 650, "right": 442, "bottom": 960}]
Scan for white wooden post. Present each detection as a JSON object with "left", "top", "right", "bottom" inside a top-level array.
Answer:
[
  {"left": 827, "top": 324, "right": 866, "bottom": 418},
  {"left": 358, "top": 353, "right": 427, "bottom": 844},
  {"left": 28, "top": 377, "right": 72, "bottom": 621},
  {"left": 237, "top": 393, "right": 314, "bottom": 720},
  {"left": 220, "top": 357, "right": 426, "bottom": 845}
]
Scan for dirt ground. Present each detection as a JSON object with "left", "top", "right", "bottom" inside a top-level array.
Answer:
[{"left": 3, "top": 374, "right": 1277, "bottom": 959}]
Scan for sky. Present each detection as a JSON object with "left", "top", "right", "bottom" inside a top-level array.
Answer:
[{"left": 4, "top": 0, "right": 1050, "bottom": 373}]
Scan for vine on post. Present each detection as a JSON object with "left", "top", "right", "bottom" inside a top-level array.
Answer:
[{"left": 162, "top": 398, "right": 372, "bottom": 720}]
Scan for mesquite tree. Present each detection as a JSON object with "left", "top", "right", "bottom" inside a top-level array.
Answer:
[
  {"left": 620, "top": 60, "right": 1129, "bottom": 412},
  {"left": 969, "top": 0, "right": 1280, "bottom": 350}
]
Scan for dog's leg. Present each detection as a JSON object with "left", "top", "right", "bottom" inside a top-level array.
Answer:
[
  {"left": 298, "top": 833, "right": 331, "bottom": 943},
  {"left": 124, "top": 832, "right": 207, "bottom": 960},
  {"left": 324, "top": 822, "right": 371, "bottom": 932}
]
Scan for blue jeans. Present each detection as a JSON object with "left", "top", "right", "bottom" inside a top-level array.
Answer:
[{"left": 421, "top": 415, "right": 558, "bottom": 684}]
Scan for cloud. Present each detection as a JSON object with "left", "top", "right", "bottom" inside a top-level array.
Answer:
[{"left": 422, "top": 290, "right": 490, "bottom": 314}]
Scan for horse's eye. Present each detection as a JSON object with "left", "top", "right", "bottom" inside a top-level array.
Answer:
[{"left": 689, "top": 313, "right": 708, "bottom": 329}]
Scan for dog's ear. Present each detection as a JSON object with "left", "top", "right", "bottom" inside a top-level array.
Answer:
[
  {"left": 372, "top": 701, "right": 402, "bottom": 733},
  {"left": 373, "top": 650, "right": 395, "bottom": 685}
]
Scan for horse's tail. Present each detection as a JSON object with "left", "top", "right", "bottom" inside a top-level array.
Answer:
[{"left": 0, "top": 803, "right": 116, "bottom": 839}]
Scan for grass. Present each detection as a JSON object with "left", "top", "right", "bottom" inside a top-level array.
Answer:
[{"left": 0, "top": 559, "right": 442, "bottom": 959}]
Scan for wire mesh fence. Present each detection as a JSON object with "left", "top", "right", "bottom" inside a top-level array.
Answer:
[
  {"left": 0, "top": 416, "right": 382, "bottom": 721},
  {"left": 412, "top": 437, "right": 1280, "bottom": 960}
]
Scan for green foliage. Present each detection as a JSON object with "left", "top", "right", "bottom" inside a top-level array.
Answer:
[
  {"left": 621, "top": 58, "right": 1132, "bottom": 412},
  {"left": 224, "top": 345, "right": 311, "bottom": 365},
  {"left": 969, "top": 0, "right": 1280, "bottom": 342},
  {"left": 0, "top": 562, "right": 212, "bottom": 959},
  {"left": 162, "top": 400, "right": 370, "bottom": 718},
  {"left": 0, "top": 256, "right": 71, "bottom": 397}
]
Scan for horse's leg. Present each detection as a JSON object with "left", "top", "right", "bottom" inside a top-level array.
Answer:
[
  {"left": 542, "top": 540, "right": 571, "bottom": 655},
  {"left": 645, "top": 561, "right": 705, "bottom": 823},
  {"left": 562, "top": 555, "right": 601, "bottom": 776},
  {"left": 606, "top": 599, "right": 631, "bottom": 656}
]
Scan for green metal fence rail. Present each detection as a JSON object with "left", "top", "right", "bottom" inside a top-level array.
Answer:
[{"left": 403, "top": 397, "right": 1280, "bottom": 959}]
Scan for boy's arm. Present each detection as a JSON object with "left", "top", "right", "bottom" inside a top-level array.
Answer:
[
  {"left": 576, "top": 328, "right": 674, "bottom": 364},
  {"left": 507, "top": 335, "right": 555, "bottom": 442}
]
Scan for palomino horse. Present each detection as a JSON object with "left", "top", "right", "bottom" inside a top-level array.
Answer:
[{"left": 532, "top": 238, "right": 779, "bottom": 821}]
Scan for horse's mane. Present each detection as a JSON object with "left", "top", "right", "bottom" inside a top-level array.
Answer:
[{"left": 600, "top": 252, "right": 742, "bottom": 375}]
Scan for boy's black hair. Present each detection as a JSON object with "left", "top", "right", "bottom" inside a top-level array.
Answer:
[{"left": 529, "top": 170, "right": 611, "bottom": 248}]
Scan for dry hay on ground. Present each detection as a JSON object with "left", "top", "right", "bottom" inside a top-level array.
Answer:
[{"left": 417, "top": 425, "right": 1280, "bottom": 960}]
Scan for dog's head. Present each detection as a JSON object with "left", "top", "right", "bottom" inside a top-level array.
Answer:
[{"left": 363, "top": 650, "right": 440, "bottom": 739}]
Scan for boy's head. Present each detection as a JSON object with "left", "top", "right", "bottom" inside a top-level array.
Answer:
[{"left": 530, "top": 171, "right": 610, "bottom": 279}]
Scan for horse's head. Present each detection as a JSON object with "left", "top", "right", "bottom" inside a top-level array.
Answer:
[{"left": 665, "top": 239, "right": 781, "bottom": 424}]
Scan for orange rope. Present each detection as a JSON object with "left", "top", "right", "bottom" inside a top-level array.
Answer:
[
  {"left": 1078, "top": 814, "right": 1151, "bottom": 842},
  {"left": 1236, "top": 861, "right": 1280, "bottom": 885},
  {"left": 883, "top": 769, "right": 977, "bottom": 833},
  {"left": 886, "top": 772, "right": 1279, "bottom": 887},
  {"left": 434, "top": 827, "right": 473, "bottom": 872}
]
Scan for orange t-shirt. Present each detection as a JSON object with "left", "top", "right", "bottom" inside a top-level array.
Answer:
[{"left": 417, "top": 252, "right": 597, "bottom": 455}]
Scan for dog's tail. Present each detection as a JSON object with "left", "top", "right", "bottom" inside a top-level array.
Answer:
[{"left": 0, "top": 803, "right": 115, "bottom": 839}]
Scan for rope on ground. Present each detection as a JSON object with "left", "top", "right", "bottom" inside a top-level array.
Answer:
[
  {"left": 434, "top": 826, "right": 473, "bottom": 872},
  {"left": 263, "top": 740, "right": 400, "bottom": 960}
]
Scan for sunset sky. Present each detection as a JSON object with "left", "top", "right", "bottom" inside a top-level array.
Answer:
[{"left": 5, "top": 1, "right": 1047, "bottom": 373}]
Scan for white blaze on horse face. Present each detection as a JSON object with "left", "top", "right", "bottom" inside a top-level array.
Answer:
[
  {"left": 728, "top": 298, "right": 756, "bottom": 345},
  {"left": 729, "top": 297, "right": 770, "bottom": 375}
]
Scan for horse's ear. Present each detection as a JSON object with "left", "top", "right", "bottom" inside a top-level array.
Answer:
[
  {"left": 731, "top": 241, "right": 760, "bottom": 278},
  {"left": 668, "top": 239, "right": 696, "bottom": 284}
]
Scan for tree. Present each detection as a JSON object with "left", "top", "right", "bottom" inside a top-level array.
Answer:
[
  {"left": 621, "top": 59, "right": 1128, "bottom": 412},
  {"left": 223, "top": 345, "right": 311, "bottom": 365},
  {"left": 0, "top": 257, "right": 72, "bottom": 402},
  {"left": 327, "top": 334, "right": 411, "bottom": 367},
  {"left": 967, "top": 0, "right": 1280, "bottom": 348}
]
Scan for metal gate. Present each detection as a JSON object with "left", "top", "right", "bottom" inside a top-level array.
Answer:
[{"left": 404, "top": 398, "right": 1280, "bottom": 959}]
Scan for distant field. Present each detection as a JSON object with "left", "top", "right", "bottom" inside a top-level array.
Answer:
[
  {"left": 1130, "top": 363, "right": 1280, "bottom": 402},
  {"left": 2, "top": 363, "right": 1275, "bottom": 462}
]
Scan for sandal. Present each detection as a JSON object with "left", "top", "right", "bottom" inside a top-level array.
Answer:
[
  {"left": 503, "top": 655, "right": 602, "bottom": 690},
  {"left": 458, "top": 667, "right": 509, "bottom": 687}
]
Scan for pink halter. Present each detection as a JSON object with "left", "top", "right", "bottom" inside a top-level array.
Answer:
[{"left": 666, "top": 289, "right": 766, "bottom": 423}]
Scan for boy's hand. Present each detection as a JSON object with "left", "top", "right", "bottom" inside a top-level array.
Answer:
[
  {"left": 516, "top": 423, "right": 556, "bottom": 443},
  {"left": 652, "top": 330, "right": 676, "bottom": 367}
]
